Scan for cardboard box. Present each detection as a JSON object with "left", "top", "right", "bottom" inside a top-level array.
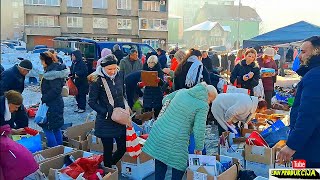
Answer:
[
  {"left": 33, "top": 145, "right": 76, "bottom": 163},
  {"left": 187, "top": 155, "right": 240, "bottom": 180},
  {"left": 88, "top": 134, "right": 117, "bottom": 153},
  {"left": 39, "top": 150, "right": 93, "bottom": 179},
  {"left": 102, "top": 167, "right": 118, "bottom": 180},
  {"left": 245, "top": 141, "right": 286, "bottom": 177},
  {"left": 64, "top": 121, "right": 95, "bottom": 151},
  {"left": 219, "top": 132, "right": 246, "bottom": 168},
  {"left": 121, "top": 152, "right": 155, "bottom": 180}
]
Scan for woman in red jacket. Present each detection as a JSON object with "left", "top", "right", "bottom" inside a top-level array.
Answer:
[{"left": 257, "top": 47, "right": 278, "bottom": 108}]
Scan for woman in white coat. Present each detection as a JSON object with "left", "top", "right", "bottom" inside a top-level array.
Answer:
[{"left": 211, "top": 93, "right": 267, "bottom": 135}]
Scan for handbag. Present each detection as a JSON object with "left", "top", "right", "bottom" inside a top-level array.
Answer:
[{"left": 101, "top": 78, "right": 131, "bottom": 126}]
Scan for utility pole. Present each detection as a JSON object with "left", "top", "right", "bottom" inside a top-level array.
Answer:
[{"left": 236, "top": 0, "right": 241, "bottom": 49}]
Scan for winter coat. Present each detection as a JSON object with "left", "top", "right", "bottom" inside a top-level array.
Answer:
[
  {"left": 0, "top": 125, "right": 39, "bottom": 180},
  {"left": 257, "top": 58, "right": 278, "bottom": 92},
  {"left": 287, "top": 55, "right": 320, "bottom": 163},
  {"left": 113, "top": 50, "right": 125, "bottom": 65},
  {"left": 211, "top": 93, "right": 258, "bottom": 131},
  {"left": 40, "top": 63, "right": 67, "bottom": 130},
  {"left": 202, "top": 57, "right": 214, "bottom": 72},
  {"left": 143, "top": 83, "right": 209, "bottom": 171},
  {"left": 174, "top": 62, "right": 211, "bottom": 91},
  {"left": 119, "top": 55, "right": 143, "bottom": 77},
  {"left": 125, "top": 71, "right": 142, "bottom": 108},
  {"left": 0, "top": 96, "right": 14, "bottom": 128},
  {"left": 0, "top": 64, "right": 4, "bottom": 75},
  {"left": 230, "top": 60, "right": 260, "bottom": 96},
  {"left": 212, "top": 54, "right": 221, "bottom": 68},
  {"left": 157, "top": 50, "right": 168, "bottom": 69},
  {"left": 88, "top": 67, "right": 126, "bottom": 138},
  {"left": 70, "top": 50, "right": 89, "bottom": 95},
  {"left": 142, "top": 63, "right": 164, "bottom": 109},
  {"left": 0, "top": 65, "right": 25, "bottom": 96}
]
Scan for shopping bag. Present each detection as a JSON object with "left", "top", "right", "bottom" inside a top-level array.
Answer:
[
  {"left": 67, "top": 78, "right": 78, "bottom": 96},
  {"left": 223, "top": 79, "right": 250, "bottom": 95},
  {"left": 126, "top": 127, "right": 142, "bottom": 158},
  {"left": 34, "top": 103, "right": 49, "bottom": 125},
  {"left": 253, "top": 80, "right": 265, "bottom": 98},
  {"left": 16, "top": 134, "right": 42, "bottom": 153}
]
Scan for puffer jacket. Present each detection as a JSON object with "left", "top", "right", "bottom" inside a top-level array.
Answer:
[
  {"left": 70, "top": 50, "right": 89, "bottom": 95},
  {"left": 211, "top": 93, "right": 258, "bottom": 131},
  {"left": 142, "top": 63, "right": 164, "bottom": 109},
  {"left": 40, "top": 63, "right": 68, "bottom": 130},
  {"left": 0, "top": 125, "right": 39, "bottom": 180},
  {"left": 230, "top": 59, "right": 260, "bottom": 96},
  {"left": 88, "top": 67, "right": 127, "bottom": 138},
  {"left": 143, "top": 83, "right": 209, "bottom": 171}
]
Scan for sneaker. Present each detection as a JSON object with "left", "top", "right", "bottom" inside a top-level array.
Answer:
[
  {"left": 77, "top": 109, "right": 85, "bottom": 113},
  {"left": 74, "top": 107, "right": 79, "bottom": 112}
]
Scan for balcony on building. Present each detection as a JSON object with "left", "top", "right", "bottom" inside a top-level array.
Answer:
[
  {"left": 25, "top": 25, "right": 61, "bottom": 36},
  {"left": 24, "top": 0, "right": 60, "bottom": 15}
]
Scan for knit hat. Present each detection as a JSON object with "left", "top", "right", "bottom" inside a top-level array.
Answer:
[
  {"left": 101, "top": 48, "right": 112, "bottom": 58},
  {"left": 100, "top": 54, "right": 118, "bottom": 67},
  {"left": 263, "top": 47, "right": 276, "bottom": 57},
  {"left": 18, "top": 60, "right": 33, "bottom": 70}
]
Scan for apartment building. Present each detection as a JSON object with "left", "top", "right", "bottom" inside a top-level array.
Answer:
[
  {"left": 23, "top": 0, "right": 168, "bottom": 50},
  {"left": 1, "top": 0, "right": 24, "bottom": 40}
]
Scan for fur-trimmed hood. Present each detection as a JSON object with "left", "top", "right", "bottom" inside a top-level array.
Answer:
[{"left": 43, "top": 63, "right": 69, "bottom": 80}]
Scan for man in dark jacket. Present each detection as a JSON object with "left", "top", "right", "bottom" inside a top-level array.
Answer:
[
  {"left": 70, "top": 50, "right": 89, "bottom": 113},
  {"left": 156, "top": 48, "right": 168, "bottom": 69},
  {"left": 202, "top": 51, "right": 214, "bottom": 72},
  {"left": 0, "top": 60, "right": 32, "bottom": 128},
  {"left": 113, "top": 44, "right": 125, "bottom": 65},
  {"left": 125, "top": 71, "right": 143, "bottom": 109},
  {"left": 277, "top": 36, "right": 320, "bottom": 168}
]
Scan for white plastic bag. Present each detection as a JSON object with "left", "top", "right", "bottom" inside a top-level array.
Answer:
[{"left": 253, "top": 80, "right": 265, "bottom": 98}]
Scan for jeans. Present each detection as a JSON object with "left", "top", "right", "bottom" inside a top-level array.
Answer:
[
  {"left": 155, "top": 159, "right": 185, "bottom": 180},
  {"left": 101, "top": 134, "right": 126, "bottom": 168},
  {"left": 43, "top": 128, "right": 63, "bottom": 147},
  {"left": 76, "top": 93, "right": 86, "bottom": 110}
]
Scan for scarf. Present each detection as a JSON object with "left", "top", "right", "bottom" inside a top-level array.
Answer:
[
  {"left": 102, "top": 68, "right": 118, "bottom": 81},
  {"left": 4, "top": 98, "right": 11, "bottom": 121},
  {"left": 185, "top": 55, "right": 203, "bottom": 88}
]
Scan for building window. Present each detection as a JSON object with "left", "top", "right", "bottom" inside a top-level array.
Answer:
[
  {"left": 117, "top": 38, "right": 131, "bottom": 42},
  {"left": 142, "top": 1, "right": 160, "bottom": 11},
  {"left": 117, "top": 0, "right": 131, "bottom": 10},
  {"left": 117, "top": 19, "right": 132, "bottom": 29},
  {"left": 67, "top": 17, "right": 83, "bottom": 28},
  {"left": 142, "top": 39, "right": 159, "bottom": 49},
  {"left": 25, "top": 0, "right": 60, "bottom": 6},
  {"left": 67, "top": 0, "right": 82, "bottom": 7},
  {"left": 139, "top": 19, "right": 167, "bottom": 31},
  {"left": 93, "top": 18, "right": 108, "bottom": 29},
  {"left": 34, "top": 16, "right": 55, "bottom": 27},
  {"left": 93, "top": 0, "right": 107, "bottom": 9}
]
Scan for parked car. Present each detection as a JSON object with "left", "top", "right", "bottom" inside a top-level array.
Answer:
[
  {"left": 209, "top": 45, "right": 227, "bottom": 54},
  {"left": 33, "top": 45, "right": 48, "bottom": 50},
  {"left": 33, "top": 48, "right": 49, "bottom": 53}
]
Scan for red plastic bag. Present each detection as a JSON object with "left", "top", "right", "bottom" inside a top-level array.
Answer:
[
  {"left": 27, "top": 108, "right": 38, "bottom": 118},
  {"left": 67, "top": 78, "right": 78, "bottom": 96},
  {"left": 61, "top": 155, "right": 104, "bottom": 179}
]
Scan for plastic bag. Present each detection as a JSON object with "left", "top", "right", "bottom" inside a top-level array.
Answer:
[
  {"left": 60, "top": 155, "right": 103, "bottom": 179},
  {"left": 67, "top": 78, "right": 78, "bottom": 96},
  {"left": 253, "top": 80, "right": 265, "bottom": 98},
  {"left": 126, "top": 126, "right": 142, "bottom": 158},
  {"left": 34, "top": 103, "right": 48, "bottom": 125}
]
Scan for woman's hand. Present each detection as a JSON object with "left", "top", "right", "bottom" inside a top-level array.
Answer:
[
  {"left": 162, "top": 68, "right": 171, "bottom": 74},
  {"left": 11, "top": 128, "right": 25, "bottom": 135},
  {"left": 194, "top": 150, "right": 202, "bottom": 155},
  {"left": 248, "top": 72, "right": 254, "bottom": 79},
  {"left": 243, "top": 75, "right": 249, "bottom": 81}
]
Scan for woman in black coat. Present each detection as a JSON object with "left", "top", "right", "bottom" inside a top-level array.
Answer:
[
  {"left": 39, "top": 52, "right": 68, "bottom": 147},
  {"left": 88, "top": 54, "right": 129, "bottom": 168},
  {"left": 174, "top": 49, "right": 211, "bottom": 91},
  {"left": 142, "top": 55, "right": 164, "bottom": 118},
  {"left": 230, "top": 48, "right": 260, "bottom": 96},
  {"left": 70, "top": 50, "right": 89, "bottom": 113}
]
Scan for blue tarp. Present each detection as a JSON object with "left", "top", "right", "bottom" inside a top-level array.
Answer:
[{"left": 243, "top": 21, "right": 320, "bottom": 48}]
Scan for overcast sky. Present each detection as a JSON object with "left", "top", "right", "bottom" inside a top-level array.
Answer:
[{"left": 236, "top": 0, "right": 320, "bottom": 33}]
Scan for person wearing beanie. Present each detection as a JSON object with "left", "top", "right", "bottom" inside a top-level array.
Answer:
[
  {"left": 88, "top": 54, "right": 129, "bottom": 169},
  {"left": 70, "top": 50, "right": 89, "bottom": 113},
  {"left": 156, "top": 48, "right": 168, "bottom": 69},
  {"left": 0, "top": 59, "right": 32, "bottom": 129},
  {"left": 119, "top": 49, "right": 143, "bottom": 76},
  {"left": 113, "top": 44, "right": 125, "bottom": 65},
  {"left": 97, "top": 48, "right": 113, "bottom": 67}
]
